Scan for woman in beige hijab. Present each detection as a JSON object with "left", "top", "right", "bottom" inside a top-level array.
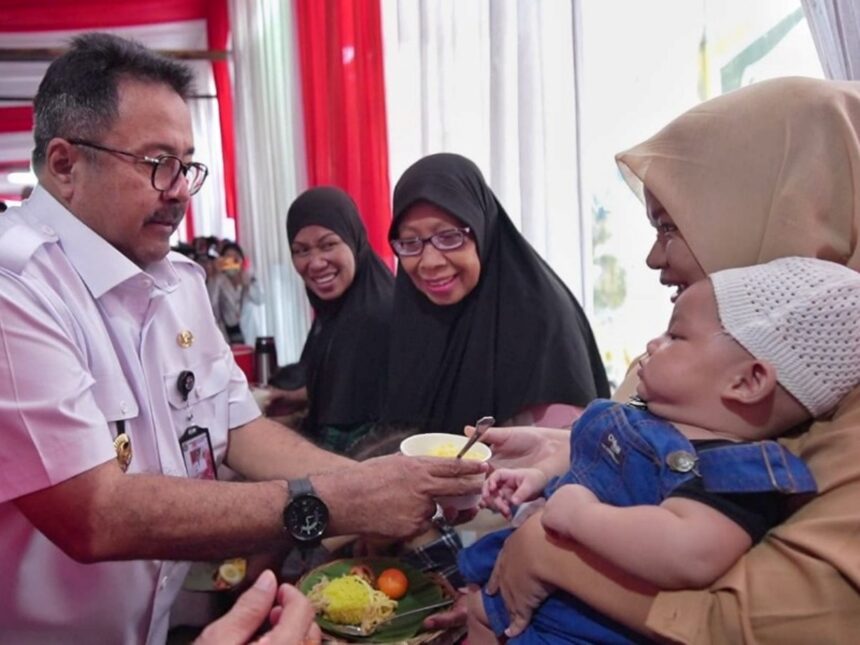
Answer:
[{"left": 472, "top": 77, "right": 860, "bottom": 643}]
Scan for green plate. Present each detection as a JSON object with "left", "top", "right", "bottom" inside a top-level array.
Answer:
[{"left": 297, "top": 557, "right": 447, "bottom": 643}]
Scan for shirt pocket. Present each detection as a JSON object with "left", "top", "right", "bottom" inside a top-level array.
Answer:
[
  {"left": 90, "top": 373, "right": 139, "bottom": 430},
  {"left": 164, "top": 356, "right": 232, "bottom": 462}
]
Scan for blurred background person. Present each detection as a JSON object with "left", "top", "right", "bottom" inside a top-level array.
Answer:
[{"left": 210, "top": 240, "right": 262, "bottom": 345}]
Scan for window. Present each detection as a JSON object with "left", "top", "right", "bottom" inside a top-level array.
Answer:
[{"left": 581, "top": 0, "right": 823, "bottom": 388}]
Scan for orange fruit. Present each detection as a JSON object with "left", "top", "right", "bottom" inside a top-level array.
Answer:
[{"left": 376, "top": 567, "right": 409, "bottom": 599}]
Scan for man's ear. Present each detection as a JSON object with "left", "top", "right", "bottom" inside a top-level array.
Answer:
[
  {"left": 722, "top": 359, "right": 778, "bottom": 405},
  {"left": 43, "top": 138, "right": 78, "bottom": 200}
]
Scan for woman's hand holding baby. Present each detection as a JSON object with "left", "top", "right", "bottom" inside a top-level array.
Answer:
[{"left": 486, "top": 512, "right": 558, "bottom": 638}]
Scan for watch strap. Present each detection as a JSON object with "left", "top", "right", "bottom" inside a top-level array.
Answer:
[{"left": 288, "top": 477, "right": 315, "bottom": 499}]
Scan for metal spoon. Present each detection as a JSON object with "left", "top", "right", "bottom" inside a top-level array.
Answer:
[
  {"left": 456, "top": 415, "right": 495, "bottom": 459},
  {"left": 324, "top": 598, "right": 454, "bottom": 638}
]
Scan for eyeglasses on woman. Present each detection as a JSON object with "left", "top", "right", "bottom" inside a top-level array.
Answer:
[{"left": 390, "top": 227, "right": 472, "bottom": 257}]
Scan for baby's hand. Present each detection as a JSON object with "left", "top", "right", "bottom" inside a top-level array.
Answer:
[
  {"left": 481, "top": 468, "right": 547, "bottom": 519},
  {"left": 541, "top": 484, "right": 598, "bottom": 540}
]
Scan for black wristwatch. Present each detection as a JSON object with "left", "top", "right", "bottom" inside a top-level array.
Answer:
[{"left": 283, "top": 478, "right": 329, "bottom": 545}]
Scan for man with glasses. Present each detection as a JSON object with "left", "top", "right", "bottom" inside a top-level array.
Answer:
[{"left": 0, "top": 33, "right": 484, "bottom": 642}]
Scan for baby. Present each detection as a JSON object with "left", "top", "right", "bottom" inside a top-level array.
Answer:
[{"left": 460, "top": 256, "right": 860, "bottom": 644}]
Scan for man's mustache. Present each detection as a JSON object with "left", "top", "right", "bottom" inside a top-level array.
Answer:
[{"left": 146, "top": 206, "right": 186, "bottom": 227}]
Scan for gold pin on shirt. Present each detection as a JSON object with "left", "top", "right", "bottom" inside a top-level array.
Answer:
[
  {"left": 114, "top": 434, "right": 132, "bottom": 472},
  {"left": 177, "top": 330, "right": 194, "bottom": 348}
]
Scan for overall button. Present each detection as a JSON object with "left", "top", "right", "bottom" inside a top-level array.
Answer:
[{"left": 666, "top": 450, "right": 698, "bottom": 473}]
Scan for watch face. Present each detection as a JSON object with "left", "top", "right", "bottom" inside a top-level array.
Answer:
[{"left": 285, "top": 494, "right": 329, "bottom": 543}]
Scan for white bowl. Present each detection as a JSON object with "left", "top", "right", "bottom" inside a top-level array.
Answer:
[{"left": 400, "top": 433, "right": 491, "bottom": 510}]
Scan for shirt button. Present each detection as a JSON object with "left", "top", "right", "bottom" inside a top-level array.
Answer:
[
  {"left": 120, "top": 401, "right": 128, "bottom": 414},
  {"left": 159, "top": 576, "right": 168, "bottom": 590},
  {"left": 41, "top": 225, "right": 54, "bottom": 235}
]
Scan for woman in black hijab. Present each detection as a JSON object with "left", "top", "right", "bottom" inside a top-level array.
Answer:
[
  {"left": 383, "top": 153, "right": 609, "bottom": 434},
  {"left": 269, "top": 186, "right": 394, "bottom": 453}
]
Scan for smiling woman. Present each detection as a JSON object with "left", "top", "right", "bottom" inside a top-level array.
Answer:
[
  {"left": 269, "top": 186, "right": 395, "bottom": 453},
  {"left": 382, "top": 153, "right": 610, "bottom": 434},
  {"left": 393, "top": 202, "right": 481, "bottom": 306}
]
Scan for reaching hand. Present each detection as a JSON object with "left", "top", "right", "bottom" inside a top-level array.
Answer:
[
  {"left": 195, "top": 570, "right": 321, "bottom": 645},
  {"left": 422, "top": 592, "right": 468, "bottom": 631},
  {"left": 482, "top": 468, "right": 548, "bottom": 519},
  {"left": 465, "top": 425, "right": 570, "bottom": 470}
]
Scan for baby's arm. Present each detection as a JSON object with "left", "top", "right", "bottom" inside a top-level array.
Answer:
[
  {"left": 541, "top": 484, "right": 752, "bottom": 589},
  {"left": 482, "top": 468, "right": 547, "bottom": 519}
]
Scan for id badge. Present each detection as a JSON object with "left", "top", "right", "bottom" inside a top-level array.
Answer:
[{"left": 180, "top": 425, "right": 217, "bottom": 480}]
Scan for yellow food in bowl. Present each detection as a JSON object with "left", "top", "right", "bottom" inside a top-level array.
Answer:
[{"left": 428, "top": 442, "right": 483, "bottom": 460}]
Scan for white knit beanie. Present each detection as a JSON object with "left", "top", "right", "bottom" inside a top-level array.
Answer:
[{"left": 710, "top": 257, "right": 860, "bottom": 417}]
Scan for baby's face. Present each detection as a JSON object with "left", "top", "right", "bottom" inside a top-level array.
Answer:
[{"left": 636, "top": 280, "right": 750, "bottom": 425}]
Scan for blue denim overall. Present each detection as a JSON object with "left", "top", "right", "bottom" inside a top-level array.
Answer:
[{"left": 458, "top": 400, "right": 816, "bottom": 644}]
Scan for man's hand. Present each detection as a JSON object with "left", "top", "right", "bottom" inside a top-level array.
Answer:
[
  {"left": 195, "top": 570, "right": 321, "bottom": 645},
  {"left": 315, "top": 455, "right": 488, "bottom": 540},
  {"left": 486, "top": 511, "right": 555, "bottom": 638}
]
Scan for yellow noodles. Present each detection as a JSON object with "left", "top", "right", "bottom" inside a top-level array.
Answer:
[{"left": 307, "top": 574, "right": 397, "bottom": 632}]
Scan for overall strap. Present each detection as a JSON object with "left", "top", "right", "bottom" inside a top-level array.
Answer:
[{"left": 697, "top": 441, "right": 817, "bottom": 495}]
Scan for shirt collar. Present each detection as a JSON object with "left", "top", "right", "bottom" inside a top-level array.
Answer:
[{"left": 27, "top": 185, "right": 182, "bottom": 299}]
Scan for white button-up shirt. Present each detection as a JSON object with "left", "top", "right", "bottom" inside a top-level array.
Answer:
[{"left": 0, "top": 187, "right": 261, "bottom": 643}]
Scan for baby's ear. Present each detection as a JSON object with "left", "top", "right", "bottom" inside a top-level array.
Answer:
[{"left": 722, "top": 359, "right": 778, "bottom": 405}]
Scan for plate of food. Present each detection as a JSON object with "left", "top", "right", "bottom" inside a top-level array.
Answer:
[{"left": 297, "top": 557, "right": 453, "bottom": 643}]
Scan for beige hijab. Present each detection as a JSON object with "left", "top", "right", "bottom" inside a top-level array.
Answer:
[
  {"left": 615, "top": 78, "right": 860, "bottom": 642},
  {"left": 616, "top": 76, "right": 860, "bottom": 274}
]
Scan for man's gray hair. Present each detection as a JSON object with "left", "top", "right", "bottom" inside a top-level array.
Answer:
[{"left": 32, "top": 32, "right": 195, "bottom": 170}]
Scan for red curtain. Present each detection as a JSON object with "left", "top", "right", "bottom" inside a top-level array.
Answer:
[
  {"left": 205, "top": 0, "right": 239, "bottom": 225},
  {"left": 0, "top": 0, "right": 210, "bottom": 31},
  {"left": 0, "top": 106, "right": 33, "bottom": 133},
  {"left": 295, "top": 0, "right": 393, "bottom": 268}
]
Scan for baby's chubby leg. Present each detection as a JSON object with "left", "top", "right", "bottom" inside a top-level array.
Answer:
[{"left": 466, "top": 585, "right": 504, "bottom": 644}]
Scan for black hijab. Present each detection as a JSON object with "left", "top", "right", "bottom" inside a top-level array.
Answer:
[
  {"left": 285, "top": 186, "right": 394, "bottom": 429},
  {"left": 383, "top": 153, "right": 609, "bottom": 433}
]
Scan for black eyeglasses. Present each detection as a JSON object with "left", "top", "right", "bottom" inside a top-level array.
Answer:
[
  {"left": 68, "top": 139, "right": 209, "bottom": 196},
  {"left": 390, "top": 227, "right": 472, "bottom": 257}
]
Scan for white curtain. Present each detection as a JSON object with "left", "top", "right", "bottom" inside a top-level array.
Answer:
[
  {"left": 802, "top": 0, "right": 860, "bottom": 79},
  {"left": 228, "top": 0, "right": 311, "bottom": 362},
  {"left": 0, "top": 22, "right": 226, "bottom": 234},
  {"left": 381, "top": 0, "right": 591, "bottom": 306},
  {"left": 188, "top": 60, "right": 228, "bottom": 239}
]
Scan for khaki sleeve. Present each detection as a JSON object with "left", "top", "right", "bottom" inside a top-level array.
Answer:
[{"left": 647, "top": 385, "right": 860, "bottom": 644}]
